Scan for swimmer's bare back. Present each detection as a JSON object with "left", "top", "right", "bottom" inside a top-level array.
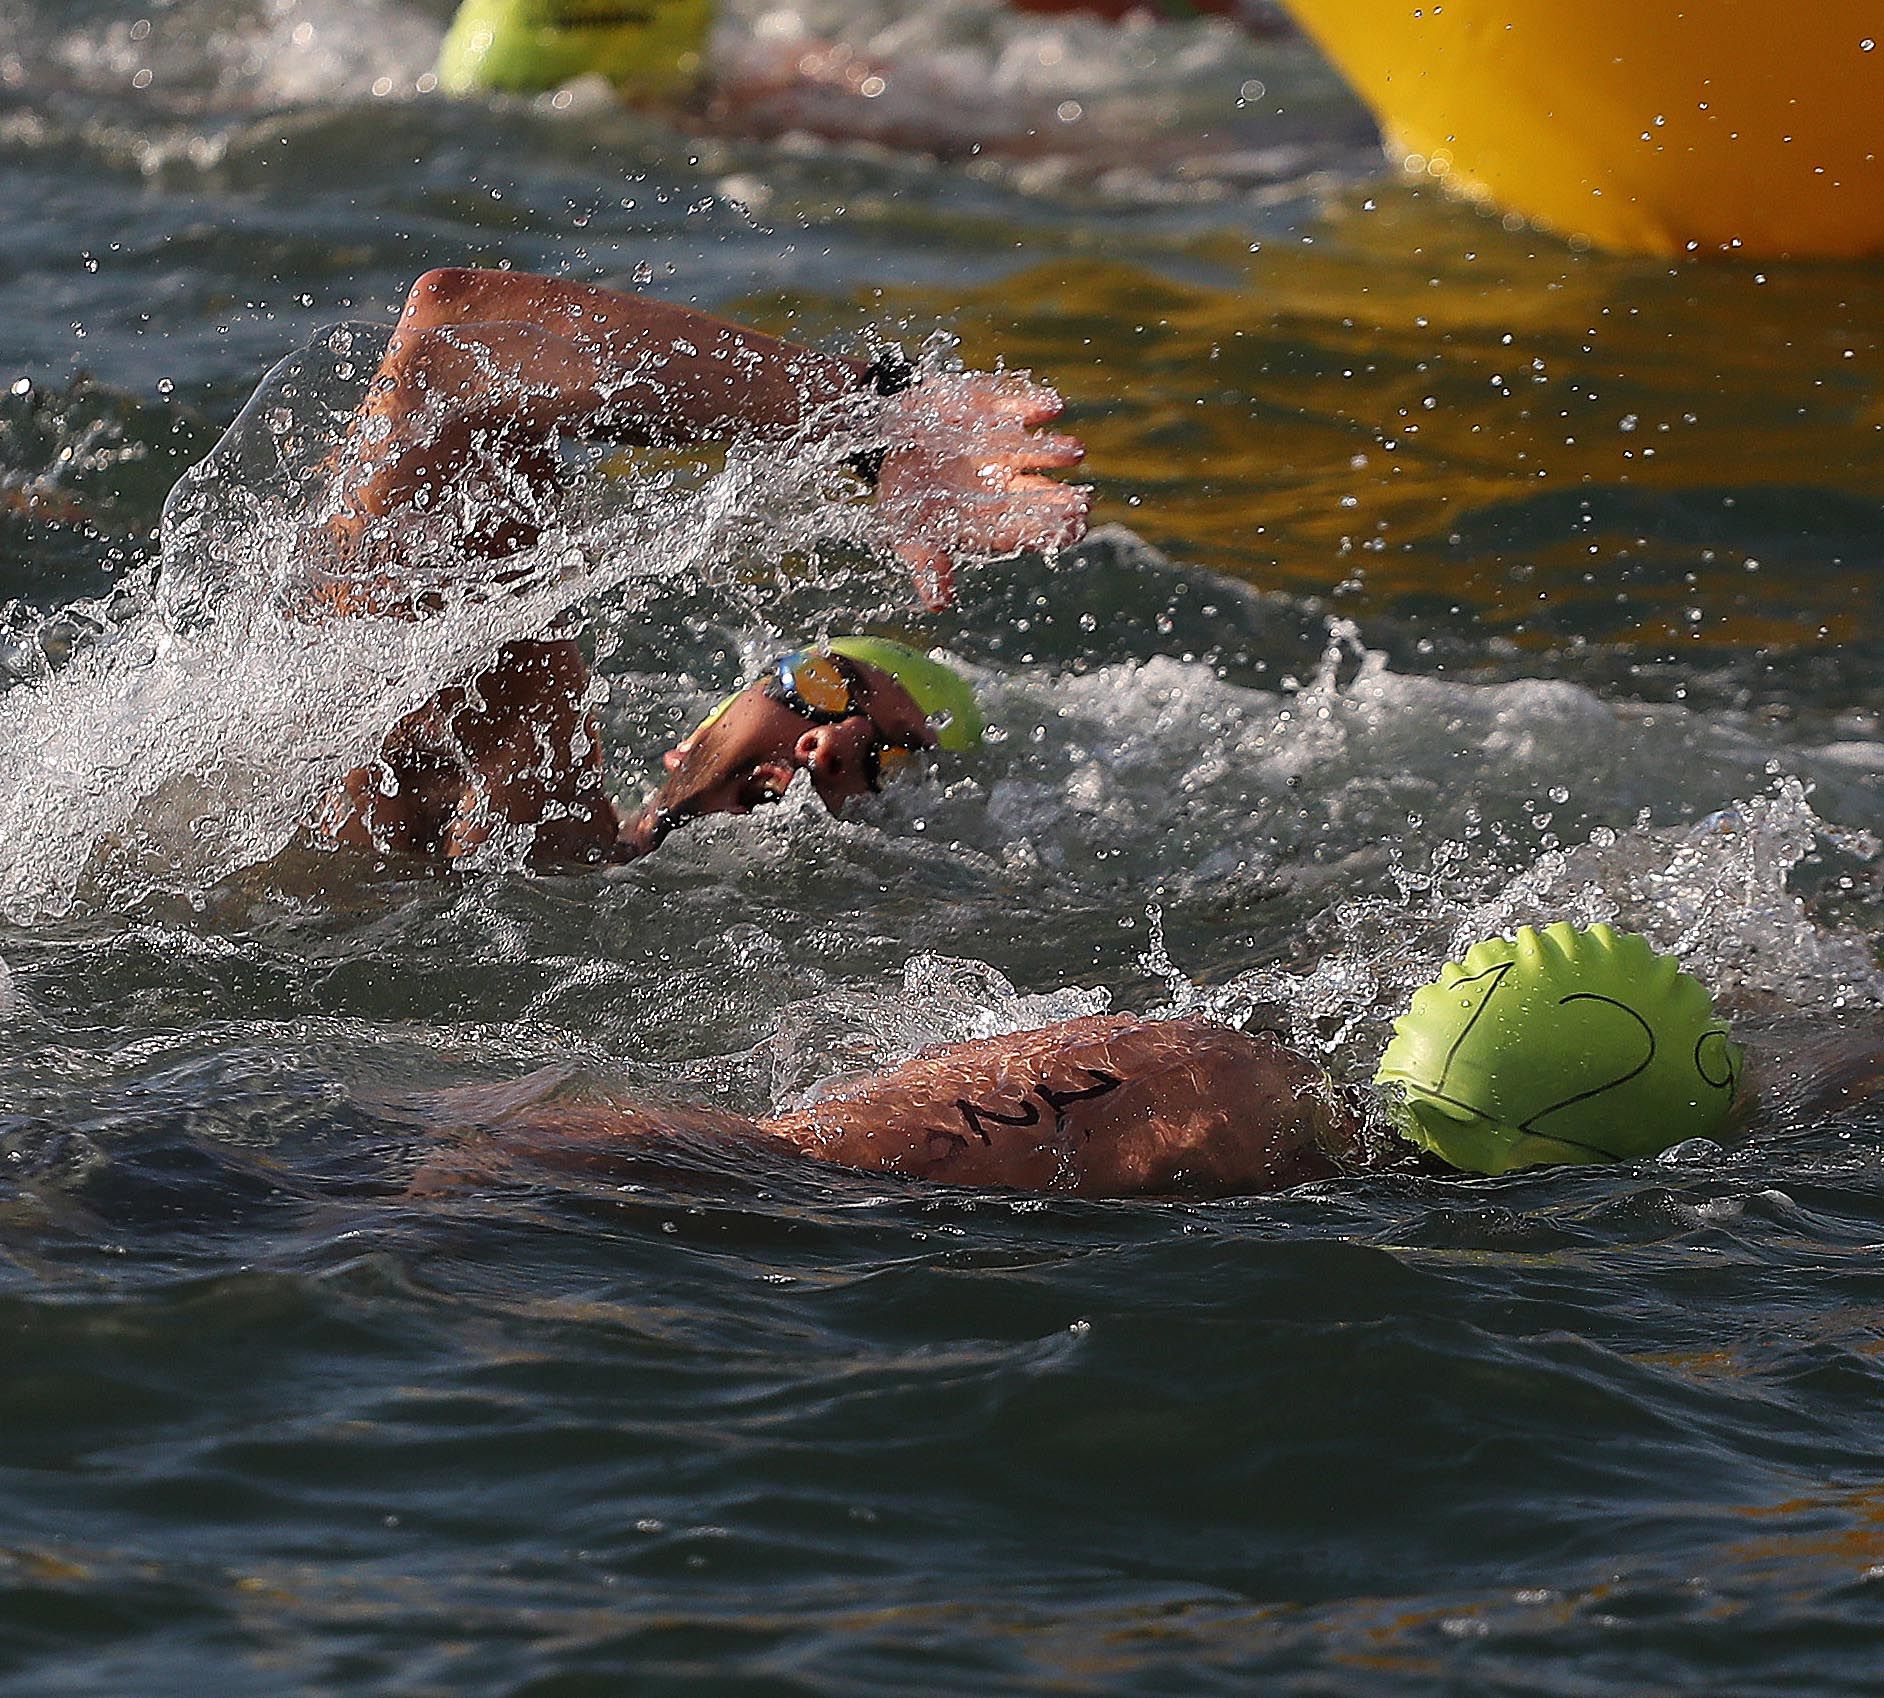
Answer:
[{"left": 430, "top": 1015, "right": 1363, "bottom": 1200}]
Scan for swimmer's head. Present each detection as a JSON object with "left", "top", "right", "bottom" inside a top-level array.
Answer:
[
  {"left": 619, "top": 640, "right": 979, "bottom": 856},
  {"left": 1374, "top": 922, "right": 1743, "bottom": 1174}
]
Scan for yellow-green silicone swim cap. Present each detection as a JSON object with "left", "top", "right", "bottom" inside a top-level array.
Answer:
[
  {"left": 436, "top": 0, "right": 713, "bottom": 100},
  {"left": 1374, "top": 922, "right": 1743, "bottom": 1175}
]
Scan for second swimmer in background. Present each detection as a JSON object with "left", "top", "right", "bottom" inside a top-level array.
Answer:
[{"left": 435, "top": 0, "right": 1274, "bottom": 111}]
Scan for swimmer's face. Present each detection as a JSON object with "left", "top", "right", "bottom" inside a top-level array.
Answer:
[{"left": 619, "top": 657, "right": 935, "bottom": 855}]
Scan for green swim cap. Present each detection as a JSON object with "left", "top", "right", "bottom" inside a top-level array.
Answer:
[
  {"left": 825, "top": 636, "right": 983, "bottom": 752},
  {"left": 689, "top": 638, "right": 983, "bottom": 752},
  {"left": 436, "top": 0, "right": 713, "bottom": 100},
  {"left": 1374, "top": 922, "right": 1742, "bottom": 1175}
]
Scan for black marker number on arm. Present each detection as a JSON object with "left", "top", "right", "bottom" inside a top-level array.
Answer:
[
  {"left": 956, "top": 1095, "right": 1042, "bottom": 1145},
  {"left": 1038, "top": 1069, "right": 1124, "bottom": 1127},
  {"left": 952, "top": 1068, "right": 1125, "bottom": 1150}
]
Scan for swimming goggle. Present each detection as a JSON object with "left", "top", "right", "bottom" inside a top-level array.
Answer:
[{"left": 763, "top": 650, "right": 927, "bottom": 791}]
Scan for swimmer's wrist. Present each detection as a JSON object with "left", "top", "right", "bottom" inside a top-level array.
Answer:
[{"left": 846, "top": 343, "right": 919, "bottom": 488}]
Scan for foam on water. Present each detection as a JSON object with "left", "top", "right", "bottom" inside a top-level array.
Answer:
[
  {"left": 7, "top": 8, "right": 1884, "bottom": 1692},
  {"left": 19, "top": 0, "right": 441, "bottom": 108},
  {"left": 643, "top": 598, "right": 1882, "bottom": 1105},
  {"left": 6, "top": 0, "right": 1266, "bottom": 121},
  {"left": 3, "top": 356, "right": 1874, "bottom": 1113}
]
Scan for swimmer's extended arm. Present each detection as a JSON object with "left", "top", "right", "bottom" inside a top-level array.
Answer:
[
  {"left": 331, "top": 267, "right": 1084, "bottom": 609},
  {"left": 438, "top": 1014, "right": 1357, "bottom": 1200},
  {"left": 409, "top": 1096, "right": 787, "bottom": 1195},
  {"left": 383, "top": 266, "right": 871, "bottom": 456}
]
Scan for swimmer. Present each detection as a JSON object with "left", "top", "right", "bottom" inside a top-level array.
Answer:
[
  {"left": 426, "top": 924, "right": 1778, "bottom": 1201},
  {"left": 264, "top": 266, "right": 1085, "bottom": 866}
]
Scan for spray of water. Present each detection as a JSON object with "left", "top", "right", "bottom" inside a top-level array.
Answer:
[
  {"left": 0, "top": 319, "right": 924, "bottom": 922},
  {"left": 755, "top": 617, "right": 1884, "bottom": 1098}
]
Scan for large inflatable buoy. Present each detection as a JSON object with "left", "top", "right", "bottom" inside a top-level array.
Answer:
[{"left": 1281, "top": 0, "right": 1884, "bottom": 257}]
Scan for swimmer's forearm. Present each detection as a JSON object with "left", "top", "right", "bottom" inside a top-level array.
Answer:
[
  {"left": 411, "top": 1099, "right": 789, "bottom": 1194},
  {"left": 394, "top": 267, "right": 867, "bottom": 445},
  {"left": 327, "top": 270, "right": 875, "bottom": 555}
]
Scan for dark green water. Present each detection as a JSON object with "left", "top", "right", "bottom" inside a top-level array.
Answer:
[{"left": 1, "top": 1, "right": 1882, "bottom": 1691}]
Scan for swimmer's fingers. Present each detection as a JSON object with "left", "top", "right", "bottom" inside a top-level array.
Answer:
[
  {"left": 951, "top": 373, "right": 1067, "bottom": 430},
  {"left": 974, "top": 473, "right": 1091, "bottom": 554},
  {"left": 879, "top": 450, "right": 1090, "bottom": 542},
  {"left": 890, "top": 372, "right": 1068, "bottom": 436},
  {"left": 873, "top": 374, "right": 1088, "bottom": 607},
  {"left": 878, "top": 466, "right": 1089, "bottom": 607},
  {"left": 995, "top": 472, "right": 1091, "bottom": 530},
  {"left": 893, "top": 541, "right": 956, "bottom": 611},
  {"left": 985, "top": 430, "right": 1085, "bottom": 471}
]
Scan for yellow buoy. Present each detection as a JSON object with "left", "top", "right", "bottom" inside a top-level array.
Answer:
[{"left": 1281, "top": 0, "right": 1884, "bottom": 257}]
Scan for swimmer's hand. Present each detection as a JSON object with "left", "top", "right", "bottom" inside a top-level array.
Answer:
[{"left": 872, "top": 372, "right": 1088, "bottom": 610}]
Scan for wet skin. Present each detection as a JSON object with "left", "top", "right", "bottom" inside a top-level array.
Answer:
[
  {"left": 421, "top": 1014, "right": 1366, "bottom": 1201},
  {"left": 320, "top": 643, "right": 937, "bottom": 864},
  {"left": 414, "top": 1008, "right": 1884, "bottom": 1203}
]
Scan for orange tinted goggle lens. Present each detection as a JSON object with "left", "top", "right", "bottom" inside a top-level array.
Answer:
[
  {"left": 873, "top": 744, "right": 920, "bottom": 785},
  {"left": 776, "top": 652, "right": 855, "bottom": 719}
]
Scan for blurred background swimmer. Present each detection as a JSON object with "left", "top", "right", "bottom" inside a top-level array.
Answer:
[
  {"left": 219, "top": 265, "right": 1086, "bottom": 866},
  {"left": 433, "top": 0, "right": 1299, "bottom": 157},
  {"left": 435, "top": 0, "right": 1277, "bottom": 103}
]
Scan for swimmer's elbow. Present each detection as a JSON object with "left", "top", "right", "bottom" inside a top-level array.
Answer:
[{"left": 402, "top": 267, "right": 503, "bottom": 329}]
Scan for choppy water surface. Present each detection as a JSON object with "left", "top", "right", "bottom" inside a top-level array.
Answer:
[{"left": 2, "top": 1, "right": 1882, "bottom": 1691}]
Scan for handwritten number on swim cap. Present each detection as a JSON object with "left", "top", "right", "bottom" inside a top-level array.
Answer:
[
  {"left": 1519, "top": 995, "right": 1656, "bottom": 1146},
  {"left": 1695, "top": 1027, "right": 1740, "bottom": 1096},
  {"left": 1427, "top": 960, "right": 1516, "bottom": 1100},
  {"left": 1377, "top": 923, "right": 1743, "bottom": 1172}
]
